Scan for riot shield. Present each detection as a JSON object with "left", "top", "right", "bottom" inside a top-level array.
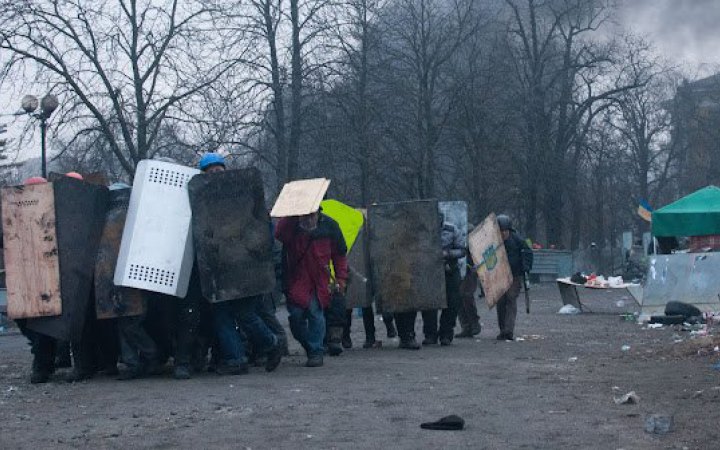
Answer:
[
  {"left": 468, "top": 213, "right": 512, "bottom": 309},
  {"left": 114, "top": 160, "right": 200, "bottom": 297},
  {"left": 27, "top": 177, "right": 109, "bottom": 340},
  {"left": 368, "top": 200, "right": 445, "bottom": 314},
  {"left": 345, "top": 226, "right": 373, "bottom": 309},
  {"left": 2, "top": 183, "right": 62, "bottom": 319},
  {"left": 439, "top": 201, "right": 468, "bottom": 278},
  {"left": 188, "top": 168, "right": 275, "bottom": 302},
  {"left": 95, "top": 188, "right": 145, "bottom": 319}
]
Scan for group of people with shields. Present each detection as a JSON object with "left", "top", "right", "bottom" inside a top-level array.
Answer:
[{"left": 2, "top": 153, "right": 531, "bottom": 384}]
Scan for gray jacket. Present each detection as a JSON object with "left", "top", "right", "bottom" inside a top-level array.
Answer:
[{"left": 441, "top": 222, "right": 466, "bottom": 266}]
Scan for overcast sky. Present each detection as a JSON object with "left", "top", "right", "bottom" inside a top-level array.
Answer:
[{"left": 618, "top": 0, "right": 720, "bottom": 74}]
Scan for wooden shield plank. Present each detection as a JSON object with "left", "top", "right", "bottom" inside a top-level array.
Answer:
[
  {"left": 188, "top": 168, "right": 275, "bottom": 303},
  {"left": 368, "top": 200, "right": 445, "bottom": 314},
  {"left": 468, "top": 213, "right": 512, "bottom": 309},
  {"left": 270, "top": 178, "right": 330, "bottom": 217},
  {"left": 95, "top": 189, "right": 145, "bottom": 319},
  {"left": 27, "top": 178, "right": 109, "bottom": 340},
  {"left": 2, "top": 183, "right": 62, "bottom": 319}
]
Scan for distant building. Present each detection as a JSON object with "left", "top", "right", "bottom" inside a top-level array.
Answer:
[{"left": 670, "top": 73, "right": 720, "bottom": 194}]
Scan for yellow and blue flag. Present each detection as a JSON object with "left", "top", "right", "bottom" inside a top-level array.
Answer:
[{"left": 638, "top": 199, "right": 653, "bottom": 222}]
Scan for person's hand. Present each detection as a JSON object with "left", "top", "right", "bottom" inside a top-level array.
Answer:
[{"left": 443, "top": 250, "right": 449, "bottom": 259}]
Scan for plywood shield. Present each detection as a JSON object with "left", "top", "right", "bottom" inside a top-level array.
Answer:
[
  {"left": 188, "top": 168, "right": 275, "bottom": 302},
  {"left": 368, "top": 200, "right": 445, "bottom": 314},
  {"left": 114, "top": 160, "right": 200, "bottom": 297},
  {"left": 270, "top": 178, "right": 330, "bottom": 217},
  {"left": 95, "top": 189, "right": 145, "bottom": 319},
  {"left": 2, "top": 183, "right": 62, "bottom": 319},
  {"left": 468, "top": 213, "right": 512, "bottom": 309},
  {"left": 28, "top": 178, "right": 109, "bottom": 340}
]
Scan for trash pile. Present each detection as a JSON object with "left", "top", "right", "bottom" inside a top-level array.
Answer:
[{"left": 569, "top": 272, "right": 628, "bottom": 288}]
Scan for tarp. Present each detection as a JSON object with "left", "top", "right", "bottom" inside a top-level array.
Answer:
[
  {"left": 320, "top": 201, "right": 369, "bottom": 308},
  {"left": 320, "top": 199, "right": 364, "bottom": 252},
  {"left": 652, "top": 186, "right": 720, "bottom": 237}
]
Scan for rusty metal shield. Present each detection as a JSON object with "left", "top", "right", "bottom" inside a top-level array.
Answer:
[
  {"left": 368, "top": 200, "right": 445, "bottom": 314},
  {"left": 95, "top": 188, "right": 146, "bottom": 319},
  {"left": 188, "top": 168, "right": 275, "bottom": 302}
]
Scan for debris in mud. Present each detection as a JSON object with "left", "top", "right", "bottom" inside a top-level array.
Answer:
[
  {"left": 644, "top": 414, "right": 673, "bottom": 434},
  {"left": 558, "top": 304, "right": 581, "bottom": 315},
  {"left": 613, "top": 391, "right": 639, "bottom": 405}
]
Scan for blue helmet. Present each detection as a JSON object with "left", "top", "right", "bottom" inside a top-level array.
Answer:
[{"left": 198, "top": 152, "right": 225, "bottom": 171}]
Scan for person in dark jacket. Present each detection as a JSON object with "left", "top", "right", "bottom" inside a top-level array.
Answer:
[
  {"left": 197, "top": 153, "right": 283, "bottom": 376},
  {"left": 496, "top": 214, "right": 531, "bottom": 341},
  {"left": 275, "top": 211, "right": 348, "bottom": 367},
  {"left": 421, "top": 217, "right": 466, "bottom": 346}
]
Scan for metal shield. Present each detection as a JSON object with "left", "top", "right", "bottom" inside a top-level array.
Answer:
[
  {"left": 114, "top": 160, "right": 200, "bottom": 297},
  {"left": 641, "top": 253, "right": 720, "bottom": 319},
  {"left": 368, "top": 200, "right": 445, "bottom": 314},
  {"left": 188, "top": 168, "right": 275, "bottom": 302},
  {"left": 28, "top": 177, "right": 109, "bottom": 340},
  {"left": 95, "top": 188, "right": 146, "bottom": 319},
  {"left": 346, "top": 225, "right": 372, "bottom": 309}
]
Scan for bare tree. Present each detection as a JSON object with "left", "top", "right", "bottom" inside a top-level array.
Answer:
[{"left": 0, "top": 0, "right": 241, "bottom": 176}]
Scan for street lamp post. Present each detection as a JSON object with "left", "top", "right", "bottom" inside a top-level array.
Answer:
[{"left": 20, "top": 94, "right": 59, "bottom": 178}]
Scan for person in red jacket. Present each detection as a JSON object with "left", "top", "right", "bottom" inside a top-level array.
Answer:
[{"left": 275, "top": 210, "right": 348, "bottom": 367}]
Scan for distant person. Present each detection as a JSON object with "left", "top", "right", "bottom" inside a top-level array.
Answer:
[{"left": 495, "top": 214, "right": 532, "bottom": 341}]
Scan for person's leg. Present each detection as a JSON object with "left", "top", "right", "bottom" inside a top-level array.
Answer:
[
  {"left": 395, "top": 312, "right": 420, "bottom": 349},
  {"left": 382, "top": 313, "right": 397, "bottom": 338},
  {"left": 457, "top": 271, "right": 481, "bottom": 337},
  {"left": 503, "top": 277, "right": 522, "bottom": 340},
  {"left": 235, "top": 296, "right": 282, "bottom": 372},
  {"left": 212, "top": 301, "right": 247, "bottom": 375},
  {"left": 287, "top": 302, "right": 310, "bottom": 354},
  {"left": 342, "top": 309, "right": 354, "bottom": 349},
  {"left": 175, "top": 293, "right": 201, "bottom": 376},
  {"left": 305, "top": 297, "right": 326, "bottom": 366},
  {"left": 496, "top": 294, "right": 508, "bottom": 339},
  {"left": 421, "top": 309, "right": 438, "bottom": 345},
  {"left": 257, "top": 294, "right": 287, "bottom": 353},
  {"left": 362, "top": 306, "right": 376, "bottom": 347},
  {"left": 439, "top": 267, "right": 462, "bottom": 345}
]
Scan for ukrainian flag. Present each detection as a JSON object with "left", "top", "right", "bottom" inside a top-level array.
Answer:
[{"left": 638, "top": 199, "right": 653, "bottom": 222}]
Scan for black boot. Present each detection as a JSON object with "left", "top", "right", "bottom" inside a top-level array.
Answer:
[{"left": 327, "top": 327, "right": 344, "bottom": 356}]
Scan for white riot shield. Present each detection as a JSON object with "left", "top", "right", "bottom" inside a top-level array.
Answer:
[{"left": 114, "top": 160, "right": 200, "bottom": 297}]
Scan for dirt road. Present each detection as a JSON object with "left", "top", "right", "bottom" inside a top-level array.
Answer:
[{"left": 1, "top": 285, "right": 718, "bottom": 449}]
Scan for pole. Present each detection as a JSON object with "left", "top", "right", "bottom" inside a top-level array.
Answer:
[{"left": 40, "top": 116, "right": 47, "bottom": 178}]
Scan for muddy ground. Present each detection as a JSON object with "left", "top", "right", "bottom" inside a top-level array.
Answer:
[{"left": 1, "top": 284, "right": 719, "bottom": 449}]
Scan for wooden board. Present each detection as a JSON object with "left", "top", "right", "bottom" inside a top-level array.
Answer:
[
  {"left": 468, "top": 213, "right": 513, "bottom": 309},
  {"left": 27, "top": 178, "right": 109, "bottom": 340},
  {"left": 1, "top": 183, "right": 62, "bottom": 319},
  {"left": 368, "top": 200, "right": 446, "bottom": 314},
  {"left": 95, "top": 189, "right": 145, "bottom": 319},
  {"left": 270, "top": 178, "right": 330, "bottom": 218},
  {"left": 188, "top": 168, "right": 275, "bottom": 302}
]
